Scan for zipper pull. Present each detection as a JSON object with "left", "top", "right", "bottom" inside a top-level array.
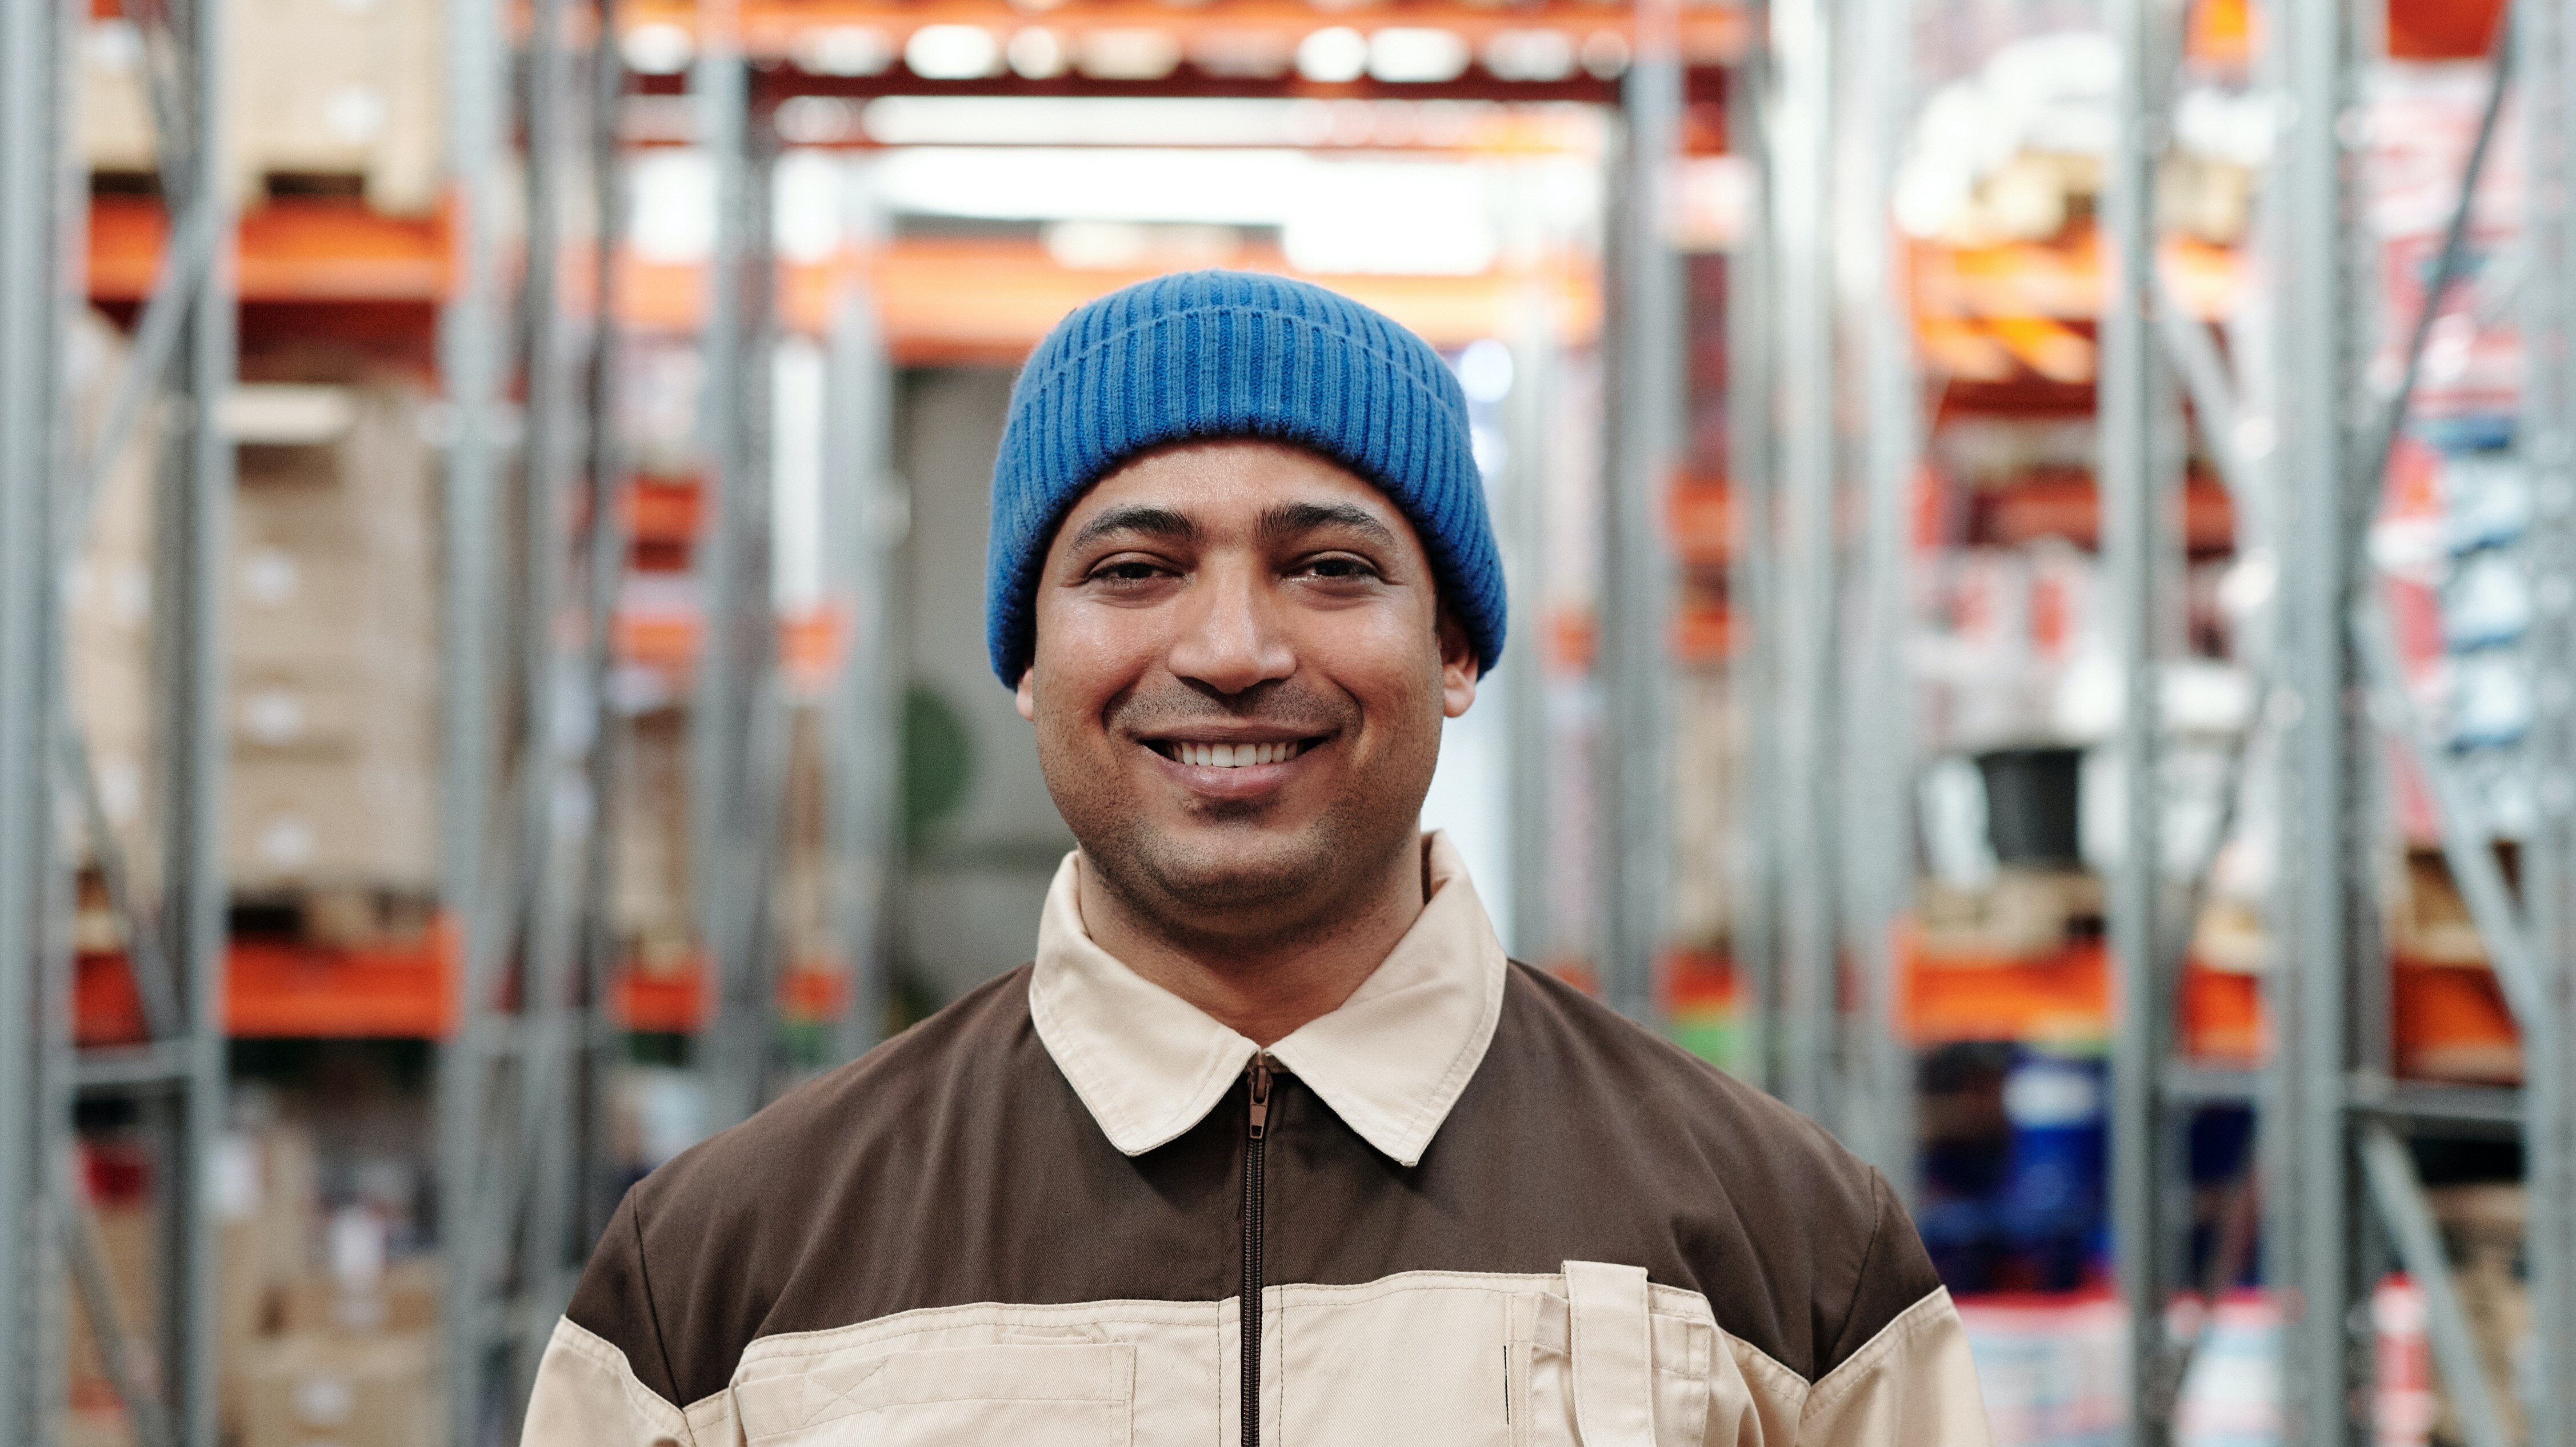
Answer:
[{"left": 1247, "top": 1054, "right": 1273, "bottom": 1140}]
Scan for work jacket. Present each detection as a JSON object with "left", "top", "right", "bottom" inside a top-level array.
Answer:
[{"left": 524, "top": 833, "right": 1992, "bottom": 1446}]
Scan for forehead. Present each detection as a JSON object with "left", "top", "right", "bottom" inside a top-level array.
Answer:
[{"left": 1062, "top": 439, "right": 1412, "bottom": 535}]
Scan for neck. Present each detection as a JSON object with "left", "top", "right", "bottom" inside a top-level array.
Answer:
[{"left": 1075, "top": 837, "right": 1429, "bottom": 1047}]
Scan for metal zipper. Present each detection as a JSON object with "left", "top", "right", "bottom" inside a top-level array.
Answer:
[{"left": 1241, "top": 1052, "right": 1273, "bottom": 1447}]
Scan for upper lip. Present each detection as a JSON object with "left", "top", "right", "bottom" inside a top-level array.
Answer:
[{"left": 1134, "top": 725, "right": 1329, "bottom": 745}]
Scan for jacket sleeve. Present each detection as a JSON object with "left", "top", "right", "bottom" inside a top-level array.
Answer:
[
  {"left": 521, "top": 1191, "right": 702, "bottom": 1447},
  {"left": 1791, "top": 1288, "right": 1994, "bottom": 1447}
]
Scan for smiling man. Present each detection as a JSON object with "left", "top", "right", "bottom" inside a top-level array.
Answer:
[{"left": 524, "top": 272, "right": 1991, "bottom": 1446}]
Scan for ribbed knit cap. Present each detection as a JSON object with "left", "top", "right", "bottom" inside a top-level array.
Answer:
[{"left": 985, "top": 270, "right": 1505, "bottom": 686}]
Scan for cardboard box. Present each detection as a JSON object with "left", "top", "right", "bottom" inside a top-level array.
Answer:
[
  {"left": 231, "top": 672, "right": 376, "bottom": 759},
  {"left": 1916, "top": 869, "right": 2105, "bottom": 963},
  {"left": 275, "top": 1258, "right": 441, "bottom": 1337},
  {"left": 241, "top": 1332, "right": 441, "bottom": 1447},
  {"left": 227, "top": 757, "right": 438, "bottom": 891}
]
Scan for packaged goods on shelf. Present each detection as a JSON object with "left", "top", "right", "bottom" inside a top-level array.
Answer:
[
  {"left": 69, "top": 1127, "right": 313, "bottom": 1440},
  {"left": 1954, "top": 1290, "right": 2124, "bottom": 1447},
  {"left": 2169, "top": 1293, "right": 2283, "bottom": 1447},
  {"left": 2427, "top": 1184, "right": 2531, "bottom": 1447},
  {"left": 1914, "top": 868, "right": 2101, "bottom": 964},
  {"left": 276, "top": 1255, "right": 440, "bottom": 1337},
  {"left": 66, "top": 313, "right": 157, "bottom": 876},
  {"left": 82, "top": 0, "right": 442, "bottom": 213},
  {"left": 226, "top": 383, "right": 441, "bottom": 894},
  {"left": 241, "top": 1332, "right": 441, "bottom": 1447},
  {"left": 614, "top": 708, "right": 694, "bottom": 969}
]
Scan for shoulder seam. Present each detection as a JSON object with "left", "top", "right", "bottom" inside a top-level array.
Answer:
[
  {"left": 1822, "top": 1169, "right": 1894, "bottom": 1370},
  {"left": 549, "top": 1316, "right": 696, "bottom": 1443},
  {"left": 629, "top": 1187, "right": 687, "bottom": 1413},
  {"left": 1800, "top": 1286, "right": 1959, "bottom": 1419}
]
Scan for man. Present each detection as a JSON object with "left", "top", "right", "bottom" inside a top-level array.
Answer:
[{"left": 524, "top": 271, "right": 1990, "bottom": 1445}]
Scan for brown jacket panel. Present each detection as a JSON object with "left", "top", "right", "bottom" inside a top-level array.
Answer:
[{"left": 565, "top": 961, "right": 1939, "bottom": 1412}]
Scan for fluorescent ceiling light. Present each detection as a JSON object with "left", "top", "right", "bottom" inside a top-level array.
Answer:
[
  {"left": 905, "top": 25, "right": 1001, "bottom": 80},
  {"left": 1295, "top": 27, "right": 1367, "bottom": 83},
  {"left": 1367, "top": 29, "right": 1469, "bottom": 85}
]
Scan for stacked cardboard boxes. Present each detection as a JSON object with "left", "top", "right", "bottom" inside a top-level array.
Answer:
[
  {"left": 81, "top": 0, "right": 442, "bottom": 214},
  {"left": 226, "top": 383, "right": 441, "bottom": 897},
  {"left": 65, "top": 1127, "right": 318, "bottom": 1446},
  {"left": 65, "top": 314, "right": 157, "bottom": 898}
]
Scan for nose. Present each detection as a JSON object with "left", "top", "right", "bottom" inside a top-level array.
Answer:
[{"left": 1165, "top": 556, "right": 1295, "bottom": 694}]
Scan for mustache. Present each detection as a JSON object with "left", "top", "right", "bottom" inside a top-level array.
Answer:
[{"left": 1107, "top": 682, "right": 1353, "bottom": 736}]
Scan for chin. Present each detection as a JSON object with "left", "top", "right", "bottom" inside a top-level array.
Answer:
[{"left": 1131, "top": 823, "right": 1340, "bottom": 912}]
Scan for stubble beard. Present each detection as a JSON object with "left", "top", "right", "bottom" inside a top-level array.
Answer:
[{"left": 1038, "top": 687, "right": 1440, "bottom": 956}]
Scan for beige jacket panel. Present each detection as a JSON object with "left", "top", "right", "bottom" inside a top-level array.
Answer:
[
  {"left": 521, "top": 1317, "right": 698, "bottom": 1447},
  {"left": 1791, "top": 1288, "right": 1993, "bottom": 1447}
]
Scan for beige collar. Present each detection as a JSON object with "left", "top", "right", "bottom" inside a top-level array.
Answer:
[{"left": 1027, "top": 831, "right": 1508, "bottom": 1168}]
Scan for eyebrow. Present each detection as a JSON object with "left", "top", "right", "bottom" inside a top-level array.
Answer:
[
  {"left": 1067, "top": 504, "right": 1199, "bottom": 552},
  {"left": 1257, "top": 500, "right": 1401, "bottom": 550}
]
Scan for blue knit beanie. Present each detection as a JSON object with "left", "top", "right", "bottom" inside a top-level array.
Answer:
[{"left": 985, "top": 270, "right": 1506, "bottom": 686}]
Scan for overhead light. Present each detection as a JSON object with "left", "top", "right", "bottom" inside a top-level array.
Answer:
[
  {"left": 1366, "top": 29, "right": 1467, "bottom": 84},
  {"left": 1007, "top": 27, "right": 1067, "bottom": 79},
  {"left": 905, "top": 25, "right": 1002, "bottom": 80},
  {"left": 1579, "top": 30, "right": 1630, "bottom": 79},
  {"left": 1295, "top": 27, "right": 1368, "bottom": 84},
  {"left": 1482, "top": 29, "right": 1574, "bottom": 83},
  {"left": 791, "top": 26, "right": 893, "bottom": 77},
  {"left": 1042, "top": 221, "right": 1245, "bottom": 270},
  {"left": 621, "top": 21, "right": 694, "bottom": 75},
  {"left": 1078, "top": 28, "right": 1183, "bottom": 81}
]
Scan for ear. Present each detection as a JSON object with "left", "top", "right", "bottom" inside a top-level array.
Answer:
[
  {"left": 1436, "top": 607, "right": 1479, "bottom": 719},
  {"left": 1015, "top": 666, "right": 1037, "bottom": 722}
]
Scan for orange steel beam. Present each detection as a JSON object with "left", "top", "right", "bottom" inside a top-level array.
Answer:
[
  {"left": 621, "top": 0, "right": 1750, "bottom": 66},
  {"left": 90, "top": 201, "right": 1598, "bottom": 356}
]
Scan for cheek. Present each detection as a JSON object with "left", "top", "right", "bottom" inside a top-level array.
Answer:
[
  {"left": 1292, "top": 610, "right": 1446, "bottom": 723},
  {"left": 1033, "top": 603, "right": 1160, "bottom": 725}
]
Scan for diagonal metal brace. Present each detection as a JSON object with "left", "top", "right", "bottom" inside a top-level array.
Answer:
[
  {"left": 67, "top": 196, "right": 219, "bottom": 554},
  {"left": 2351, "top": 598, "right": 2554, "bottom": 1039},
  {"left": 2359, "top": 1125, "right": 2515, "bottom": 1447},
  {"left": 62, "top": 1171, "right": 175, "bottom": 1447},
  {"left": 57, "top": 725, "right": 182, "bottom": 1043}
]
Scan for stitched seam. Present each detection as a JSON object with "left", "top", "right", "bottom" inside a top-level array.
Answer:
[
  {"left": 1824, "top": 1171, "right": 1895, "bottom": 1370},
  {"left": 1799, "top": 1288, "right": 1954, "bottom": 1420},
  {"left": 738, "top": 1304, "right": 1222, "bottom": 1366},
  {"left": 625, "top": 1191, "right": 692, "bottom": 1436},
  {"left": 1031, "top": 948, "right": 1249, "bottom": 1152},
  {"left": 554, "top": 1319, "right": 697, "bottom": 1442},
  {"left": 1379, "top": 935, "right": 1507, "bottom": 1159},
  {"left": 1722, "top": 1330, "right": 1810, "bottom": 1404}
]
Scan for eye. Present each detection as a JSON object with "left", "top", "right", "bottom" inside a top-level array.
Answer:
[
  {"left": 1298, "top": 554, "right": 1381, "bottom": 582},
  {"left": 1088, "top": 558, "right": 1171, "bottom": 587}
]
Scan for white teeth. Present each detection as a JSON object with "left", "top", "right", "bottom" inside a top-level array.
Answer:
[{"left": 1170, "top": 741, "right": 1302, "bottom": 767}]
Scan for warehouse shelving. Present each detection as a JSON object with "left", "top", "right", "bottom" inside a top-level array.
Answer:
[{"left": 1726, "top": 0, "right": 2576, "bottom": 1438}]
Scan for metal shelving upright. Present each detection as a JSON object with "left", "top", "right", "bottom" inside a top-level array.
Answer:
[
  {"left": 4, "top": 0, "right": 237, "bottom": 1441},
  {"left": 438, "top": 0, "right": 633, "bottom": 1433},
  {"left": 1602, "top": 0, "right": 1686, "bottom": 1026}
]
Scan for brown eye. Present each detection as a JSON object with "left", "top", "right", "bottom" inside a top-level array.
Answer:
[{"left": 1301, "top": 555, "right": 1377, "bottom": 581}]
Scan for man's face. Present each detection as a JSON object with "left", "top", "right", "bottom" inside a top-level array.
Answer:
[{"left": 1018, "top": 439, "right": 1479, "bottom": 923}]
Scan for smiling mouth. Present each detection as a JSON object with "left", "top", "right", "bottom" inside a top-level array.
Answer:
[{"left": 1146, "top": 739, "right": 1317, "bottom": 768}]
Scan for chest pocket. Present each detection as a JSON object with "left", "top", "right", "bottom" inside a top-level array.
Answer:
[
  {"left": 733, "top": 1341, "right": 1134, "bottom": 1447},
  {"left": 1513, "top": 1261, "right": 1714, "bottom": 1447}
]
